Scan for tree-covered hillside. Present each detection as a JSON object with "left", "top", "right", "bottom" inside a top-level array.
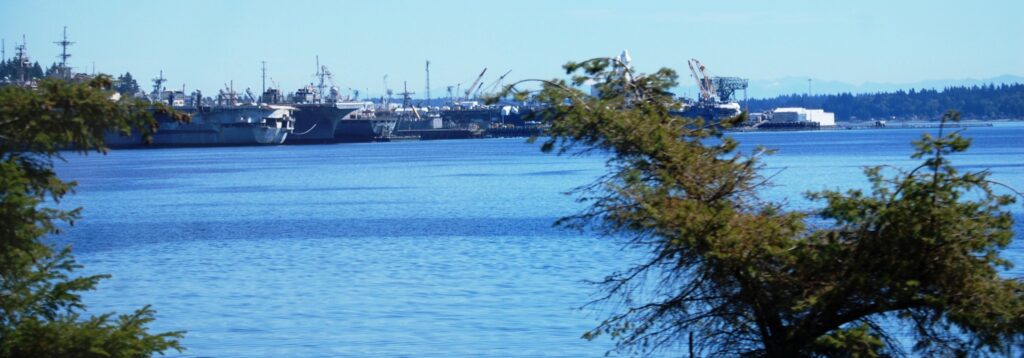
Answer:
[{"left": 746, "top": 83, "right": 1024, "bottom": 121}]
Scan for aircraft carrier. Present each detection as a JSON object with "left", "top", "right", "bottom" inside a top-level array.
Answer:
[{"left": 269, "top": 64, "right": 396, "bottom": 143}]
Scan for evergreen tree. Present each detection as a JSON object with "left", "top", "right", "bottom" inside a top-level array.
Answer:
[
  {"left": 0, "top": 60, "right": 10, "bottom": 81},
  {"left": 0, "top": 76, "right": 188, "bottom": 356},
  {"left": 115, "top": 72, "right": 140, "bottom": 95},
  {"left": 503, "top": 59, "right": 1024, "bottom": 356},
  {"left": 30, "top": 62, "right": 43, "bottom": 79},
  {"left": 44, "top": 62, "right": 60, "bottom": 78}
]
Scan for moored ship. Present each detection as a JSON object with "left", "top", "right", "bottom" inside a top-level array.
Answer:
[
  {"left": 107, "top": 84, "right": 295, "bottom": 148},
  {"left": 673, "top": 101, "right": 742, "bottom": 122},
  {"left": 438, "top": 101, "right": 527, "bottom": 127},
  {"left": 269, "top": 65, "right": 396, "bottom": 143},
  {"left": 335, "top": 106, "right": 398, "bottom": 142},
  {"left": 267, "top": 85, "right": 362, "bottom": 144},
  {"left": 106, "top": 104, "right": 295, "bottom": 148}
]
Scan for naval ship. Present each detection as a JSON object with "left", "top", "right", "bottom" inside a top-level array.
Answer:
[
  {"left": 264, "top": 85, "right": 360, "bottom": 143},
  {"left": 106, "top": 86, "right": 295, "bottom": 148},
  {"left": 293, "top": 86, "right": 395, "bottom": 143},
  {"left": 271, "top": 64, "right": 396, "bottom": 143},
  {"left": 437, "top": 101, "right": 527, "bottom": 127},
  {"left": 334, "top": 104, "right": 398, "bottom": 142}
]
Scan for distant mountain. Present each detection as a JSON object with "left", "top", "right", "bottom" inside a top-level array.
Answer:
[{"left": 673, "top": 75, "right": 1024, "bottom": 100}]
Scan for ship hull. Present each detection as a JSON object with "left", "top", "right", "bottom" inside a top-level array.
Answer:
[
  {"left": 334, "top": 118, "right": 397, "bottom": 142},
  {"left": 286, "top": 104, "right": 359, "bottom": 144},
  {"left": 672, "top": 103, "right": 742, "bottom": 122},
  {"left": 440, "top": 107, "right": 525, "bottom": 126},
  {"left": 105, "top": 105, "right": 293, "bottom": 148}
]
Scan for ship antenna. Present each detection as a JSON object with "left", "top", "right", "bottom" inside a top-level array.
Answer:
[
  {"left": 425, "top": 60, "right": 431, "bottom": 107},
  {"left": 315, "top": 55, "right": 326, "bottom": 104},
  {"left": 261, "top": 60, "right": 267, "bottom": 97},
  {"left": 15, "top": 35, "right": 28, "bottom": 84},
  {"left": 54, "top": 26, "right": 74, "bottom": 80},
  {"left": 399, "top": 81, "right": 414, "bottom": 109},
  {"left": 151, "top": 70, "right": 166, "bottom": 99}
]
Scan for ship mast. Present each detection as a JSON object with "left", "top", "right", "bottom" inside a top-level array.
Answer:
[
  {"left": 261, "top": 60, "right": 266, "bottom": 97},
  {"left": 425, "top": 60, "right": 431, "bottom": 107},
  {"left": 398, "top": 81, "right": 415, "bottom": 109},
  {"left": 54, "top": 26, "right": 74, "bottom": 80},
  {"left": 15, "top": 35, "right": 29, "bottom": 84},
  {"left": 315, "top": 56, "right": 326, "bottom": 104},
  {"left": 151, "top": 70, "right": 166, "bottom": 100}
]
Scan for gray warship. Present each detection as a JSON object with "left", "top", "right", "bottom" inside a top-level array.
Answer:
[
  {"left": 264, "top": 85, "right": 358, "bottom": 143},
  {"left": 271, "top": 64, "right": 396, "bottom": 143},
  {"left": 106, "top": 77, "right": 295, "bottom": 148},
  {"left": 437, "top": 101, "right": 527, "bottom": 127},
  {"left": 334, "top": 105, "right": 397, "bottom": 142}
]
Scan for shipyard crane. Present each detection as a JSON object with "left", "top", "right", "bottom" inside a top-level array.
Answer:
[
  {"left": 695, "top": 59, "right": 716, "bottom": 101},
  {"left": 462, "top": 67, "right": 487, "bottom": 102},
  {"left": 687, "top": 58, "right": 718, "bottom": 102},
  {"left": 470, "top": 82, "right": 485, "bottom": 100},
  {"left": 686, "top": 60, "right": 706, "bottom": 100},
  {"left": 479, "top": 69, "right": 512, "bottom": 98}
]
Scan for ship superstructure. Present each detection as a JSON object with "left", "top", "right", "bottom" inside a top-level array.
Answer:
[
  {"left": 272, "top": 61, "right": 395, "bottom": 143},
  {"left": 106, "top": 74, "right": 295, "bottom": 147}
]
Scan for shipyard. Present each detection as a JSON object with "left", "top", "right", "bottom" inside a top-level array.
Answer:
[
  {"left": 1, "top": 29, "right": 1007, "bottom": 150},
  {"left": 3, "top": 1, "right": 1024, "bottom": 357}
]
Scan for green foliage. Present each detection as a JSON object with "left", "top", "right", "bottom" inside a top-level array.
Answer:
[
  {"left": 747, "top": 83, "right": 1024, "bottom": 121},
  {"left": 510, "top": 59, "right": 1024, "bottom": 356},
  {"left": 114, "top": 73, "right": 141, "bottom": 96},
  {"left": 0, "top": 76, "right": 185, "bottom": 356}
]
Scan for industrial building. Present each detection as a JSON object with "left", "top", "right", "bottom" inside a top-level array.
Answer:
[{"left": 771, "top": 107, "right": 836, "bottom": 126}]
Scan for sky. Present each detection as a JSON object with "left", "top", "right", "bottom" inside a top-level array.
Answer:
[{"left": 2, "top": 0, "right": 1022, "bottom": 99}]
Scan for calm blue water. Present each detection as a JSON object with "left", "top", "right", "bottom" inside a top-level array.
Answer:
[{"left": 52, "top": 124, "right": 1024, "bottom": 357}]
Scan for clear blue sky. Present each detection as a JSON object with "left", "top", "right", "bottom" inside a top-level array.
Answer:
[{"left": 2, "top": 0, "right": 1021, "bottom": 98}]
